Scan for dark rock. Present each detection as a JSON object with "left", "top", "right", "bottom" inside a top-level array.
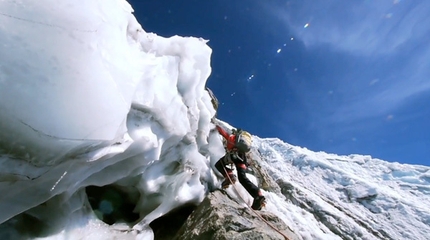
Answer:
[
  {"left": 150, "top": 204, "right": 197, "bottom": 240},
  {"left": 174, "top": 190, "right": 301, "bottom": 240},
  {"left": 248, "top": 149, "right": 282, "bottom": 194}
]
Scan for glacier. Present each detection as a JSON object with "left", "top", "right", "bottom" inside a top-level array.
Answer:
[{"left": 0, "top": 0, "right": 429, "bottom": 239}]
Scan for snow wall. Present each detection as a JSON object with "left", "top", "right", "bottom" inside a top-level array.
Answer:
[{"left": 0, "top": 0, "right": 224, "bottom": 238}]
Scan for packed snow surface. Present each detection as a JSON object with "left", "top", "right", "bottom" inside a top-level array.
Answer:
[
  {"left": 0, "top": 0, "right": 429, "bottom": 239},
  {"left": 254, "top": 137, "right": 430, "bottom": 239}
]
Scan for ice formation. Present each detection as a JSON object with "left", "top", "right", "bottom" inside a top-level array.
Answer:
[{"left": 0, "top": 0, "right": 223, "bottom": 238}]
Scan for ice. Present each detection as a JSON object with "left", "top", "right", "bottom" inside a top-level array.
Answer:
[
  {"left": 0, "top": 0, "right": 145, "bottom": 165},
  {"left": 0, "top": 0, "right": 220, "bottom": 239}
]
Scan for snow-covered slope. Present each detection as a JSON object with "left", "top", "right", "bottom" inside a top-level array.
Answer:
[
  {"left": 0, "top": 1, "right": 429, "bottom": 239},
  {"left": 254, "top": 137, "right": 430, "bottom": 239}
]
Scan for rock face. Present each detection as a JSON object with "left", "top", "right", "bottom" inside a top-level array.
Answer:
[
  {"left": 173, "top": 190, "right": 301, "bottom": 240},
  {"left": 248, "top": 149, "right": 282, "bottom": 194}
]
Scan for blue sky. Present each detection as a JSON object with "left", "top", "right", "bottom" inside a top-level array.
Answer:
[{"left": 130, "top": 0, "right": 430, "bottom": 166}]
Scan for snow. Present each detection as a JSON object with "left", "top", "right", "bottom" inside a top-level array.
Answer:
[
  {"left": 0, "top": 1, "right": 429, "bottom": 239},
  {"left": 255, "top": 137, "right": 430, "bottom": 240},
  {"left": 1, "top": 0, "right": 218, "bottom": 238}
]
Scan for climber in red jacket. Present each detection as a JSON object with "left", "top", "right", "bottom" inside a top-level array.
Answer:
[{"left": 212, "top": 119, "right": 266, "bottom": 210}]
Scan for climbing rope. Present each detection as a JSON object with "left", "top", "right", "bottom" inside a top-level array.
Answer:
[{"left": 222, "top": 164, "right": 290, "bottom": 240}]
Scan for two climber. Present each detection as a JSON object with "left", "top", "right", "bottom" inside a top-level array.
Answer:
[{"left": 211, "top": 118, "right": 266, "bottom": 210}]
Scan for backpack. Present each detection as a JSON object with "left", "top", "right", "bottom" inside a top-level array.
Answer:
[{"left": 234, "top": 129, "right": 252, "bottom": 153}]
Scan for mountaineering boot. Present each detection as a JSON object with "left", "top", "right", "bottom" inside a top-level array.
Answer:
[
  {"left": 221, "top": 174, "right": 237, "bottom": 188},
  {"left": 251, "top": 196, "right": 266, "bottom": 210}
]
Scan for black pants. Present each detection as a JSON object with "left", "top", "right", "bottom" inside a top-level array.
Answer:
[{"left": 215, "top": 154, "right": 261, "bottom": 198}]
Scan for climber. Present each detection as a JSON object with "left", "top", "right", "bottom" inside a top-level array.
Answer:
[{"left": 212, "top": 118, "right": 266, "bottom": 210}]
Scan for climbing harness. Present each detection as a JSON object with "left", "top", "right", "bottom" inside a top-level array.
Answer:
[{"left": 221, "top": 164, "right": 290, "bottom": 240}]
